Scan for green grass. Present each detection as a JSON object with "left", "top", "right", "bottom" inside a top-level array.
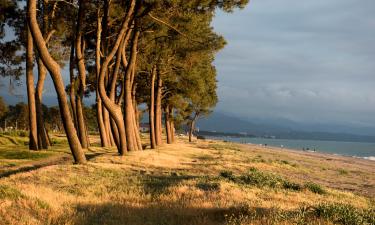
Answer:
[
  {"left": 0, "top": 149, "right": 54, "bottom": 160},
  {"left": 305, "top": 182, "right": 326, "bottom": 195},
  {"left": 0, "top": 184, "right": 25, "bottom": 200},
  {"left": 219, "top": 168, "right": 327, "bottom": 194}
]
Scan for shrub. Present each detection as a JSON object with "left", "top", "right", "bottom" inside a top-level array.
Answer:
[
  {"left": 239, "top": 168, "right": 281, "bottom": 188},
  {"left": 282, "top": 181, "right": 302, "bottom": 191},
  {"left": 313, "top": 203, "right": 375, "bottom": 225},
  {"left": 220, "top": 170, "right": 235, "bottom": 181},
  {"left": 0, "top": 185, "right": 25, "bottom": 200},
  {"left": 305, "top": 182, "right": 326, "bottom": 195},
  {"left": 196, "top": 181, "right": 220, "bottom": 191}
]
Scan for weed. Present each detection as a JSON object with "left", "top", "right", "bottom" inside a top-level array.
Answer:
[
  {"left": 313, "top": 203, "right": 375, "bottom": 225},
  {"left": 283, "top": 181, "right": 302, "bottom": 191},
  {"left": 305, "top": 182, "right": 326, "bottom": 195},
  {"left": 0, "top": 149, "right": 53, "bottom": 160},
  {"left": 239, "top": 168, "right": 281, "bottom": 188},
  {"left": 220, "top": 170, "right": 235, "bottom": 181},
  {"left": 196, "top": 180, "right": 220, "bottom": 191},
  {"left": 0, "top": 184, "right": 25, "bottom": 200},
  {"left": 338, "top": 169, "right": 349, "bottom": 175}
]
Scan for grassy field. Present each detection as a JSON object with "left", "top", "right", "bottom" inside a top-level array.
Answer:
[{"left": 0, "top": 134, "right": 374, "bottom": 225}]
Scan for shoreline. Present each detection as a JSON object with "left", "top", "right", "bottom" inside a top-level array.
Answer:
[{"left": 204, "top": 136, "right": 375, "bottom": 162}]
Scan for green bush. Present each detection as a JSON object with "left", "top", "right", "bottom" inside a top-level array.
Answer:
[
  {"left": 0, "top": 185, "right": 25, "bottom": 200},
  {"left": 313, "top": 203, "right": 375, "bottom": 225},
  {"left": 239, "top": 168, "right": 281, "bottom": 188},
  {"left": 220, "top": 170, "right": 235, "bottom": 181},
  {"left": 305, "top": 182, "right": 326, "bottom": 195},
  {"left": 282, "top": 181, "right": 302, "bottom": 191},
  {"left": 196, "top": 181, "right": 220, "bottom": 191}
]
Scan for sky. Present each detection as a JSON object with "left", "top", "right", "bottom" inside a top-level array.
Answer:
[
  {"left": 1, "top": 0, "right": 375, "bottom": 132},
  {"left": 211, "top": 0, "right": 375, "bottom": 128}
]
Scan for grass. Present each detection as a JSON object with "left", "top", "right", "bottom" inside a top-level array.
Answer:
[
  {"left": 0, "top": 149, "right": 54, "bottom": 160},
  {"left": 0, "top": 136, "right": 373, "bottom": 224}
]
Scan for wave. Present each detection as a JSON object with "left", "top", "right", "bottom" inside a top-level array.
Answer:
[{"left": 363, "top": 156, "right": 375, "bottom": 161}]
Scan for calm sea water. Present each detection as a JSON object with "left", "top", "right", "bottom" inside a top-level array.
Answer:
[{"left": 208, "top": 137, "right": 375, "bottom": 160}]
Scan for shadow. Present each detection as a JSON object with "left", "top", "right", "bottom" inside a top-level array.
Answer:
[
  {"left": 58, "top": 201, "right": 318, "bottom": 225},
  {"left": 0, "top": 155, "right": 71, "bottom": 179},
  {"left": 142, "top": 174, "right": 197, "bottom": 197},
  {"left": 66, "top": 202, "right": 251, "bottom": 225}
]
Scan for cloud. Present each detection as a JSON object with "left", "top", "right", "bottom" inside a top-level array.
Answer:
[{"left": 212, "top": 0, "right": 375, "bottom": 126}]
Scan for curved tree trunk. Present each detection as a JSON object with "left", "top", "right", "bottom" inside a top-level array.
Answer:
[
  {"left": 35, "top": 58, "right": 50, "bottom": 149},
  {"left": 26, "top": 25, "right": 38, "bottom": 150},
  {"left": 95, "top": 12, "right": 109, "bottom": 147},
  {"left": 124, "top": 30, "right": 140, "bottom": 151},
  {"left": 149, "top": 66, "right": 157, "bottom": 149},
  {"left": 75, "top": 0, "right": 88, "bottom": 148},
  {"left": 97, "top": 0, "right": 136, "bottom": 155},
  {"left": 28, "top": 0, "right": 86, "bottom": 164}
]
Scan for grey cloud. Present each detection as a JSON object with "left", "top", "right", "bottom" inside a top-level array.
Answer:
[{"left": 212, "top": 0, "right": 375, "bottom": 127}]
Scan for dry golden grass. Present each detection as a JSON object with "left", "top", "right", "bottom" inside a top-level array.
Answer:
[{"left": 0, "top": 137, "right": 374, "bottom": 225}]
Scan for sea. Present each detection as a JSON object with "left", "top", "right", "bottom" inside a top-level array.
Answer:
[{"left": 207, "top": 137, "right": 375, "bottom": 161}]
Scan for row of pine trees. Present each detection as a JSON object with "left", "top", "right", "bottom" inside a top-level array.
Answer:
[{"left": 0, "top": 0, "right": 248, "bottom": 163}]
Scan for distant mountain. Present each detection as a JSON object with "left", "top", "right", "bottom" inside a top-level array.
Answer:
[{"left": 197, "top": 112, "right": 375, "bottom": 143}]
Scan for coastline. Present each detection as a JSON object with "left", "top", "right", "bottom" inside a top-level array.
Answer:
[
  {"left": 198, "top": 137, "right": 375, "bottom": 197},
  {"left": 205, "top": 136, "right": 375, "bottom": 161}
]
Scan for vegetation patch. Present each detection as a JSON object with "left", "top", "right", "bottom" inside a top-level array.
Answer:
[
  {"left": 305, "top": 182, "right": 326, "bottom": 195},
  {"left": 0, "top": 149, "right": 53, "bottom": 160},
  {"left": 196, "top": 177, "right": 220, "bottom": 191},
  {"left": 225, "top": 203, "right": 375, "bottom": 225},
  {"left": 220, "top": 168, "right": 327, "bottom": 194},
  {"left": 0, "top": 184, "right": 25, "bottom": 200}
]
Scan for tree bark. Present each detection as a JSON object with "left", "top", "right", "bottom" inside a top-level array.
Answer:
[
  {"left": 75, "top": 0, "right": 88, "bottom": 148},
  {"left": 149, "top": 65, "right": 157, "bottom": 149},
  {"left": 132, "top": 82, "right": 142, "bottom": 150},
  {"left": 28, "top": 0, "right": 86, "bottom": 164},
  {"left": 188, "top": 113, "right": 198, "bottom": 143},
  {"left": 155, "top": 69, "right": 163, "bottom": 145},
  {"left": 69, "top": 41, "right": 78, "bottom": 129},
  {"left": 35, "top": 58, "right": 50, "bottom": 149},
  {"left": 124, "top": 29, "right": 140, "bottom": 151},
  {"left": 26, "top": 25, "right": 38, "bottom": 150},
  {"left": 165, "top": 105, "right": 172, "bottom": 144},
  {"left": 95, "top": 15, "right": 109, "bottom": 147},
  {"left": 98, "top": 0, "right": 136, "bottom": 154}
]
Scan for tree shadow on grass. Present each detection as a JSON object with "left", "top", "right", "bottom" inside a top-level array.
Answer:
[
  {"left": 69, "top": 202, "right": 251, "bottom": 225},
  {"left": 142, "top": 173, "right": 197, "bottom": 197}
]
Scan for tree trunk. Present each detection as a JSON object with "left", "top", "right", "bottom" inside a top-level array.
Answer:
[
  {"left": 75, "top": 0, "right": 88, "bottom": 148},
  {"left": 35, "top": 58, "right": 50, "bottom": 149},
  {"left": 188, "top": 114, "right": 198, "bottom": 143},
  {"left": 28, "top": 0, "right": 86, "bottom": 164},
  {"left": 26, "top": 25, "right": 38, "bottom": 150},
  {"left": 155, "top": 69, "right": 163, "bottom": 145},
  {"left": 97, "top": 0, "right": 136, "bottom": 155},
  {"left": 165, "top": 105, "right": 172, "bottom": 144},
  {"left": 124, "top": 32, "right": 140, "bottom": 151},
  {"left": 132, "top": 83, "right": 142, "bottom": 150},
  {"left": 149, "top": 65, "right": 156, "bottom": 149},
  {"left": 188, "top": 120, "right": 195, "bottom": 142},
  {"left": 95, "top": 11, "right": 109, "bottom": 147},
  {"left": 69, "top": 41, "right": 78, "bottom": 129},
  {"left": 171, "top": 120, "right": 175, "bottom": 143}
]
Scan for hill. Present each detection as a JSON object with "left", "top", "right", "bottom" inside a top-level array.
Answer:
[{"left": 197, "top": 112, "right": 375, "bottom": 142}]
